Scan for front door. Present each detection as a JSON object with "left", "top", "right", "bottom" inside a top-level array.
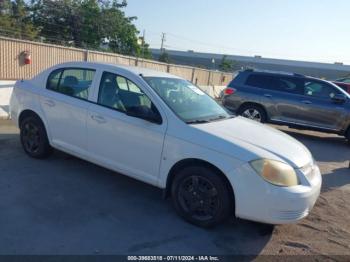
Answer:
[
  {"left": 86, "top": 71, "right": 167, "bottom": 185},
  {"left": 298, "top": 80, "right": 347, "bottom": 131}
]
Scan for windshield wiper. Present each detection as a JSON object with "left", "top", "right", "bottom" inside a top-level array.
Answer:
[
  {"left": 207, "top": 115, "right": 234, "bottom": 122},
  {"left": 186, "top": 119, "right": 210, "bottom": 124},
  {"left": 187, "top": 115, "right": 234, "bottom": 124}
]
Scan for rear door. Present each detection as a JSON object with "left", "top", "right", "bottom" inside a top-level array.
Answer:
[
  {"left": 245, "top": 74, "right": 305, "bottom": 123},
  {"left": 40, "top": 67, "right": 96, "bottom": 156},
  {"left": 263, "top": 76, "right": 307, "bottom": 123}
]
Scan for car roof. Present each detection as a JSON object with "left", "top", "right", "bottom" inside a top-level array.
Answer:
[
  {"left": 242, "top": 69, "right": 305, "bottom": 78},
  {"left": 53, "top": 61, "right": 182, "bottom": 79}
]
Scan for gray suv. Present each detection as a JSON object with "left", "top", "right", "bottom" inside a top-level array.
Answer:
[{"left": 221, "top": 69, "right": 350, "bottom": 142}]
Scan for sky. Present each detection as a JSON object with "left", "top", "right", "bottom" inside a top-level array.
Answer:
[{"left": 124, "top": 0, "right": 350, "bottom": 64}]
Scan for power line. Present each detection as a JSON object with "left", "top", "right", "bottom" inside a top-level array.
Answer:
[{"left": 146, "top": 29, "right": 345, "bottom": 64}]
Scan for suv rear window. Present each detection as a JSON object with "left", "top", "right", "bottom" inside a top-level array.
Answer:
[
  {"left": 246, "top": 74, "right": 304, "bottom": 95},
  {"left": 246, "top": 74, "right": 273, "bottom": 90}
]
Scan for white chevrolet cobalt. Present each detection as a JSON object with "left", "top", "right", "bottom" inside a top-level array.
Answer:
[{"left": 10, "top": 62, "right": 322, "bottom": 227}]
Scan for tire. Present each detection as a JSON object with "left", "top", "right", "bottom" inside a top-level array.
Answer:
[
  {"left": 171, "top": 166, "right": 233, "bottom": 228},
  {"left": 238, "top": 104, "right": 267, "bottom": 123},
  {"left": 20, "top": 115, "right": 52, "bottom": 158}
]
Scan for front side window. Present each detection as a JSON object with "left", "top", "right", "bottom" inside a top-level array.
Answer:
[
  {"left": 98, "top": 72, "right": 153, "bottom": 113},
  {"left": 144, "top": 77, "right": 231, "bottom": 123},
  {"left": 304, "top": 80, "right": 340, "bottom": 99},
  {"left": 47, "top": 68, "right": 95, "bottom": 100}
]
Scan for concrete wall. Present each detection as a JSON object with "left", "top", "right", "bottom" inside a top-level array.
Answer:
[
  {"left": 0, "top": 37, "right": 233, "bottom": 86},
  {"left": 0, "top": 36, "right": 232, "bottom": 119}
]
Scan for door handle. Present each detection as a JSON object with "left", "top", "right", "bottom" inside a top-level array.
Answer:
[
  {"left": 264, "top": 94, "right": 272, "bottom": 98},
  {"left": 302, "top": 100, "right": 312, "bottom": 104},
  {"left": 44, "top": 99, "right": 55, "bottom": 107},
  {"left": 91, "top": 114, "right": 106, "bottom": 124}
]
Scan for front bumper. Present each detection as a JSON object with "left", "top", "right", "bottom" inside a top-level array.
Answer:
[{"left": 228, "top": 163, "right": 322, "bottom": 224}]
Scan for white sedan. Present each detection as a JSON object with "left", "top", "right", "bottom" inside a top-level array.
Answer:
[{"left": 10, "top": 62, "right": 322, "bottom": 227}]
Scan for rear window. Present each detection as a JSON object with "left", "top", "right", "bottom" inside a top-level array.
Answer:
[
  {"left": 245, "top": 74, "right": 304, "bottom": 95},
  {"left": 47, "top": 68, "right": 95, "bottom": 100}
]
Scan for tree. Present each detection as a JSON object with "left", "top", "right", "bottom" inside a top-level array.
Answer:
[
  {"left": 101, "top": 2, "right": 141, "bottom": 55},
  {"left": 0, "top": 0, "right": 152, "bottom": 56},
  {"left": 0, "top": 0, "right": 38, "bottom": 40},
  {"left": 158, "top": 52, "right": 170, "bottom": 63},
  {"left": 29, "top": 0, "right": 151, "bottom": 56},
  {"left": 218, "top": 55, "right": 237, "bottom": 72}
]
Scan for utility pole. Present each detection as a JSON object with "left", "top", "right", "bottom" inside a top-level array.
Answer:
[
  {"left": 142, "top": 29, "right": 146, "bottom": 58},
  {"left": 161, "top": 33, "right": 166, "bottom": 53}
]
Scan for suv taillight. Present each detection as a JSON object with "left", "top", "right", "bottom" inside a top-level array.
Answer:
[{"left": 224, "top": 87, "right": 236, "bottom": 95}]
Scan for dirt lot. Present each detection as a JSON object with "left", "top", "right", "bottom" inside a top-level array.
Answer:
[{"left": 0, "top": 119, "right": 349, "bottom": 256}]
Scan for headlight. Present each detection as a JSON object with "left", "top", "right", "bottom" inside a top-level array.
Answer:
[{"left": 250, "top": 159, "right": 299, "bottom": 187}]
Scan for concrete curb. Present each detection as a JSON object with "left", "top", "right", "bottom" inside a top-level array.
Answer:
[{"left": 0, "top": 114, "right": 10, "bottom": 120}]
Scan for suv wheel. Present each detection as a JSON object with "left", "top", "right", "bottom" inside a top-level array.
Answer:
[
  {"left": 171, "top": 166, "right": 233, "bottom": 227},
  {"left": 238, "top": 104, "right": 266, "bottom": 123},
  {"left": 20, "top": 116, "right": 52, "bottom": 158}
]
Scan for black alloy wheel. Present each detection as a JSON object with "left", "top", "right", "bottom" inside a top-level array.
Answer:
[
  {"left": 171, "top": 166, "right": 233, "bottom": 227},
  {"left": 20, "top": 116, "right": 52, "bottom": 158}
]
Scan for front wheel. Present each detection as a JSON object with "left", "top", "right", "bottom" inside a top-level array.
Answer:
[
  {"left": 20, "top": 116, "right": 52, "bottom": 158},
  {"left": 171, "top": 166, "right": 233, "bottom": 227}
]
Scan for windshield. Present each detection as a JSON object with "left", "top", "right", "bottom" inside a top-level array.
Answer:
[{"left": 144, "top": 77, "right": 232, "bottom": 123}]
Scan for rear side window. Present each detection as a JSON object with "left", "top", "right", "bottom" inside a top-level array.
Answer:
[
  {"left": 276, "top": 77, "right": 304, "bottom": 95},
  {"left": 246, "top": 74, "right": 304, "bottom": 95},
  {"left": 245, "top": 74, "right": 275, "bottom": 90},
  {"left": 47, "top": 68, "right": 95, "bottom": 100}
]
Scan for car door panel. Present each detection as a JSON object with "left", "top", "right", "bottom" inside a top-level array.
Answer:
[
  {"left": 86, "top": 72, "right": 167, "bottom": 185},
  {"left": 87, "top": 104, "right": 166, "bottom": 185},
  {"left": 299, "top": 81, "right": 347, "bottom": 130},
  {"left": 294, "top": 96, "right": 346, "bottom": 130},
  {"left": 40, "top": 68, "right": 96, "bottom": 156},
  {"left": 40, "top": 91, "right": 89, "bottom": 154},
  {"left": 246, "top": 75, "right": 306, "bottom": 123}
]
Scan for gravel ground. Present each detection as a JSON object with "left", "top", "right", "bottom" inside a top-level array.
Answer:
[{"left": 0, "top": 120, "right": 349, "bottom": 257}]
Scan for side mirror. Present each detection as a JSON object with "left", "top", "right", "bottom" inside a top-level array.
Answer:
[
  {"left": 331, "top": 93, "right": 347, "bottom": 104},
  {"left": 126, "top": 105, "right": 162, "bottom": 124}
]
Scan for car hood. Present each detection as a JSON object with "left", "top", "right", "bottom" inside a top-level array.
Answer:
[{"left": 189, "top": 117, "right": 312, "bottom": 168}]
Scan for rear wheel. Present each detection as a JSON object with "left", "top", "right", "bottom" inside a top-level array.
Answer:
[
  {"left": 171, "top": 166, "right": 233, "bottom": 227},
  {"left": 238, "top": 104, "right": 267, "bottom": 123},
  {"left": 20, "top": 116, "right": 52, "bottom": 158}
]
